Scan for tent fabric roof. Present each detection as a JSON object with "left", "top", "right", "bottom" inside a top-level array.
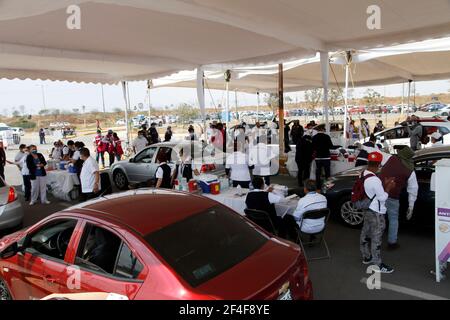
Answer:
[
  {"left": 153, "top": 37, "right": 450, "bottom": 93},
  {"left": 1, "top": 0, "right": 450, "bottom": 84}
]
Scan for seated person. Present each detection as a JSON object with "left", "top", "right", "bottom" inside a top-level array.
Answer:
[
  {"left": 245, "top": 177, "right": 284, "bottom": 230},
  {"left": 293, "top": 179, "right": 328, "bottom": 234}
]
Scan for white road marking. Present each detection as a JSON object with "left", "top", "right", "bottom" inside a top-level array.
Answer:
[{"left": 360, "top": 278, "right": 449, "bottom": 300}]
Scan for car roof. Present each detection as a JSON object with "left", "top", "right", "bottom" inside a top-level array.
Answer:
[
  {"left": 64, "top": 189, "right": 219, "bottom": 236},
  {"left": 414, "top": 146, "right": 450, "bottom": 159},
  {"left": 375, "top": 122, "right": 450, "bottom": 135}
]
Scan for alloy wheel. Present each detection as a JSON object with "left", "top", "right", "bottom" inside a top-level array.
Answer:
[
  {"left": 340, "top": 201, "right": 364, "bottom": 226},
  {"left": 0, "top": 279, "right": 12, "bottom": 300},
  {"left": 114, "top": 171, "right": 128, "bottom": 190}
]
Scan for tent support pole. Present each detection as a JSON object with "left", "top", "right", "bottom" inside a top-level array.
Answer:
[
  {"left": 121, "top": 81, "right": 130, "bottom": 148},
  {"left": 343, "top": 60, "right": 350, "bottom": 147},
  {"left": 320, "top": 51, "right": 330, "bottom": 134},
  {"left": 407, "top": 79, "right": 412, "bottom": 117},
  {"left": 278, "top": 63, "right": 285, "bottom": 156},
  {"left": 226, "top": 81, "right": 230, "bottom": 127},
  {"left": 256, "top": 91, "right": 260, "bottom": 123},
  {"left": 147, "top": 80, "right": 152, "bottom": 122},
  {"left": 196, "top": 67, "right": 206, "bottom": 137},
  {"left": 101, "top": 84, "right": 106, "bottom": 113}
]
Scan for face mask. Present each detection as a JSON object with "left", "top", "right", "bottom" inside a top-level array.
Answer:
[{"left": 31, "top": 150, "right": 38, "bottom": 154}]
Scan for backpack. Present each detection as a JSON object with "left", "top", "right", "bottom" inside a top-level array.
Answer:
[
  {"left": 420, "top": 126, "right": 430, "bottom": 145},
  {"left": 351, "top": 172, "right": 376, "bottom": 210}
]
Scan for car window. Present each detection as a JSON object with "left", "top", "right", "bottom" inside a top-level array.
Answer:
[
  {"left": 26, "top": 219, "right": 77, "bottom": 260},
  {"left": 156, "top": 147, "right": 173, "bottom": 163},
  {"left": 135, "top": 147, "right": 157, "bottom": 163},
  {"left": 75, "top": 224, "right": 143, "bottom": 279},
  {"left": 439, "top": 127, "right": 450, "bottom": 135},
  {"left": 144, "top": 205, "right": 268, "bottom": 288},
  {"left": 415, "top": 155, "right": 450, "bottom": 180}
]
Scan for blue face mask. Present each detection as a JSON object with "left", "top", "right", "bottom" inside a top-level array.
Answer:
[{"left": 31, "top": 150, "right": 38, "bottom": 154}]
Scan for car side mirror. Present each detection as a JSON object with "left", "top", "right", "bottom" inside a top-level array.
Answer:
[
  {"left": 0, "top": 242, "right": 20, "bottom": 259},
  {"left": 380, "top": 137, "right": 385, "bottom": 143},
  {"left": 129, "top": 158, "right": 134, "bottom": 163}
]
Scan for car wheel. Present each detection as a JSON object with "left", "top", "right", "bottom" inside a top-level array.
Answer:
[
  {"left": 338, "top": 196, "right": 364, "bottom": 228},
  {"left": 0, "top": 278, "right": 12, "bottom": 300},
  {"left": 443, "top": 112, "right": 449, "bottom": 116},
  {"left": 113, "top": 170, "right": 129, "bottom": 190}
]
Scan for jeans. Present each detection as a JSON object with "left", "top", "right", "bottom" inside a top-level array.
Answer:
[
  {"left": 385, "top": 198, "right": 400, "bottom": 244},
  {"left": 115, "top": 154, "right": 122, "bottom": 162},
  {"left": 96, "top": 152, "right": 105, "bottom": 166},
  {"left": 296, "top": 161, "right": 311, "bottom": 187},
  {"left": 23, "top": 175, "right": 31, "bottom": 201},
  {"left": 360, "top": 210, "right": 386, "bottom": 265},
  {"left": 315, "top": 159, "right": 331, "bottom": 190}
]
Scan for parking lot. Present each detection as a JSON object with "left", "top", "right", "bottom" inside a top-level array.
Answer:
[{"left": 2, "top": 161, "right": 448, "bottom": 300}]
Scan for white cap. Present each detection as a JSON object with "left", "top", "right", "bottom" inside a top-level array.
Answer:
[{"left": 431, "top": 132, "right": 442, "bottom": 140}]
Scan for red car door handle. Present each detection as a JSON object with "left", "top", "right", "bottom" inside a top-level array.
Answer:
[{"left": 44, "top": 275, "right": 56, "bottom": 284}]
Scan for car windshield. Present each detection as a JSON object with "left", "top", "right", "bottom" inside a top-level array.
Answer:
[{"left": 144, "top": 205, "right": 268, "bottom": 287}]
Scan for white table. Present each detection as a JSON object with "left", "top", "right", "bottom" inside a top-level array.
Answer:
[
  {"left": 46, "top": 170, "right": 80, "bottom": 201},
  {"left": 204, "top": 188, "right": 299, "bottom": 217},
  {"left": 309, "top": 159, "right": 355, "bottom": 180}
]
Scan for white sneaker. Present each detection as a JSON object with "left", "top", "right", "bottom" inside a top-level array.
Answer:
[
  {"left": 29, "top": 201, "right": 36, "bottom": 206},
  {"left": 42, "top": 201, "right": 51, "bottom": 205}
]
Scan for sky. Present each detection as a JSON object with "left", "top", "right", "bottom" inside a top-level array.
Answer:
[{"left": 0, "top": 78, "right": 449, "bottom": 116}]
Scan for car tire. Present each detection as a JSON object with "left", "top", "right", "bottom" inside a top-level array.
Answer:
[
  {"left": 442, "top": 112, "right": 449, "bottom": 116},
  {"left": 0, "top": 278, "right": 12, "bottom": 300},
  {"left": 338, "top": 195, "right": 364, "bottom": 228},
  {"left": 113, "top": 170, "right": 129, "bottom": 190}
]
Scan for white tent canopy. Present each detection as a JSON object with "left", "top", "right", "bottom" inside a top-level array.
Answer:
[
  {"left": 1, "top": 0, "right": 450, "bottom": 84},
  {"left": 153, "top": 37, "right": 450, "bottom": 93}
]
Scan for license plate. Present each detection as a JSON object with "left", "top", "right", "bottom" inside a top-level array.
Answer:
[{"left": 278, "top": 289, "right": 292, "bottom": 300}]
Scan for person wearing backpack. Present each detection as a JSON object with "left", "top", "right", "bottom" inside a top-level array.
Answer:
[
  {"left": 355, "top": 152, "right": 396, "bottom": 273},
  {"left": 403, "top": 115, "right": 424, "bottom": 151}
]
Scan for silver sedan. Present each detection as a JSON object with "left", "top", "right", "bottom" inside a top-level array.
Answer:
[{"left": 0, "top": 178, "right": 24, "bottom": 231}]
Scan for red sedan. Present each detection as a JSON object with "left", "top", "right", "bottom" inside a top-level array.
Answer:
[{"left": 0, "top": 190, "right": 312, "bottom": 300}]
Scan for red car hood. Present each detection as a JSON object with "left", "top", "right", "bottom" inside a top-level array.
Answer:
[
  {"left": 195, "top": 238, "right": 303, "bottom": 300},
  {"left": 0, "top": 228, "right": 28, "bottom": 252}
]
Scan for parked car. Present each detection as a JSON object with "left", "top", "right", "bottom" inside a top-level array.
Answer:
[
  {"left": 439, "top": 105, "right": 450, "bottom": 117},
  {"left": 10, "top": 128, "right": 24, "bottom": 136},
  {"left": 115, "top": 119, "right": 126, "bottom": 126},
  {"left": 111, "top": 142, "right": 222, "bottom": 190},
  {"left": 0, "top": 177, "right": 23, "bottom": 231},
  {"left": 348, "top": 106, "right": 366, "bottom": 114},
  {"left": 364, "top": 121, "right": 450, "bottom": 154},
  {"left": 0, "top": 124, "right": 20, "bottom": 148},
  {"left": 0, "top": 190, "right": 312, "bottom": 300},
  {"left": 323, "top": 146, "right": 450, "bottom": 228}
]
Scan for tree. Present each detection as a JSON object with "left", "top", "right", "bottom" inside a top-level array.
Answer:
[
  {"left": 112, "top": 107, "right": 122, "bottom": 113},
  {"left": 176, "top": 103, "right": 200, "bottom": 123},
  {"left": 39, "top": 109, "right": 50, "bottom": 116},
  {"left": 19, "top": 105, "right": 26, "bottom": 116},
  {"left": 328, "top": 88, "right": 343, "bottom": 120},
  {"left": 12, "top": 110, "right": 21, "bottom": 118},
  {"left": 304, "top": 88, "right": 322, "bottom": 110},
  {"left": 363, "top": 89, "right": 383, "bottom": 107},
  {"left": 264, "top": 93, "right": 279, "bottom": 113},
  {"left": 52, "top": 108, "right": 60, "bottom": 120}
]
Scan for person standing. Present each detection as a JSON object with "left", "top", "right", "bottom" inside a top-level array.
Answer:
[
  {"left": 379, "top": 146, "right": 418, "bottom": 249},
  {"left": 7, "top": 145, "right": 31, "bottom": 201},
  {"left": 79, "top": 148, "right": 101, "bottom": 201},
  {"left": 165, "top": 126, "right": 173, "bottom": 142},
  {"left": 39, "top": 128, "right": 46, "bottom": 145},
  {"left": 359, "top": 119, "right": 370, "bottom": 140},
  {"left": 185, "top": 126, "right": 198, "bottom": 141},
  {"left": 249, "top": 141, "right": 273, "bottom": 186},
  {"left": 26, "top": 145, "right": 50, "bottom": 205},
  {"left": 93, "top": 130, "right": 106, "bottom": 168},
  {"left": 290, "top": 120, "right": 304, "bottom": 146},
  {"left": 0, "top": 141, "right": 6, "bottom": 181},
  {"left": 359, "top": 152, "right": 396, "bottom": 273},
  {"left": 355, "top": 134, "right": 378, "bottom": 167},
  {"left": 174, "top": 147, "right": 200, "bottom": 183},
  {"left": 295, "top": 132, "right": 313, "bottom": 187},
  {"left": 132, "top": 130, "right": 148, "bottom": 155},
  {"left": 225, "top": 142, "right": 253, "bottom": 188},
  {"left": 149, "top": 123, "right": 160, "bottom": 145},
  {"left": 70, "top": 141, "right": 85, "bottom": 175},
  {"left": 284, "top": 120, "right": 291, "bottom": 153},
  {"left": 155, "top": 152, "right": 174, "bottom": 189},
  {"left": 404, "top": 115, "right": 423, "bottom": 151},
  {"left": 112, "top": 133, "right": 124, "bottom": 161},
  {"left": 312, "top": 126, "right": 334, "bottom": 190},
  {"left": 105, "top": 130, "right": 115, "bottom": 167},
  {"left": 430, "top": 132, "right": 443, "bottom": 147}
]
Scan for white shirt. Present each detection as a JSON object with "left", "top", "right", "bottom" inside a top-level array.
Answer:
[
  {"left": 51, "top": 147, "right": 62, "bottom": 160},
  {"left": 14, "top": 151, "right": 26, "bottom": 169},
  {"left": 362, "top": 145, "right": 419, "bottom": 208},
  {"left": 155, "top": 162, "right": 174, "bottom": 179},
  {"left": 132, "top": 136, "right": 148, "bottom": 154},
  {"left": 80, "top": 156, "right": 101, "bottom": 193},
  {"left": 431, "top": 141, "right": 443, "bottom": 147},
  {"left": 62, "top": 146, "right": 70, "bottom": 156},
  {"left": 20, "top": 154, "right": 29, "bottom": 175},
  {"left": 225, "top": 151, "right": 251, "bottom": 182},
  {"left": 249, "top": 143, "right": 274, "bottom": 177},
  {"left": 250, "top": 189, "right": 284, "bottom": 204},
  {"left": 293, "top": 192, "right": 327, "bottom": 233},
  {"left": 363, "top": 170, "right": 389, "bottom": 214},
  {"left": 72, "top": 150, "right": 80, "bottom": 161}
]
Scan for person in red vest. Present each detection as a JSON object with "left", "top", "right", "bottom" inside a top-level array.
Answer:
[
  {"left": 93, "top": 130, "right": 106, "bottom": 168},
  {"left": 112, "top": 133, "right": 124, "bottom": 161},
  {"left": 379, "top": 146, "right": 418, "bottom": 249}
]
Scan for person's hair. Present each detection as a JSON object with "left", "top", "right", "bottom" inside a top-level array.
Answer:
[
  {"left": 252, "top": 177, "right": 265, "bottom": 190},
  {"left": 369, "top": 134, "right": 376, "bottom": 142},
  {"left": 29, "top": 144, "right": 36, "bottom": 150},
  {"left": 304, "top": 180, "right": 317, "bottom": 192},
  {"left": 67, "top": 140, "right": 74, "bottom": 146},
  {"left": 367, "top": 161, "right": 380, "bottom": 169},
  {"left": 188, "top": 127, "right": 194, "bottom": 133},
  {"left": 74, "top": 141, "right": 84, "bottom": 149},
  {"left": 97, "top": 130, "right": 101, "bottom": 134},
  {"left": 113, "top": 132, "right": 119, "bottom": 139},
  {"left": 157, "top": 151, "right": 168, "bottom": 163},
  {"left": 19, "top": 144, "right": 26, "bottom": 150},
  {"left": 79, "top": 148, "right": 90, "bottom": 157}
]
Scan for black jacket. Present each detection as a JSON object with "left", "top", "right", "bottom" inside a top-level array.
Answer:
[
  {"left": 295, "top": 135, "right": 313, "bottom": 165},
  {"left": 26, "top": 153, "right": 47, "bottom": 179},
  {"left": 0, "top": 148, "right": 5, "bottom": 167},
  {"left": 312, "top": 132, "right": 334, "bottom": 159}
]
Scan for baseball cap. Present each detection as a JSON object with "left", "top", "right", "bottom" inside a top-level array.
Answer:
[
  {"left": 431, "top": 132, "right": 442, "bottom": 140},
  {"left": 368, "top": 152, "right": 383, "bottom": 163}
]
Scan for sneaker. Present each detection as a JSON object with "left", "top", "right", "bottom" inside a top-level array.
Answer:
[
  {"left": 387, "top": 243, "right": 400, "bottom": 250},
  {"left": 29, "top": 201, "right": 35, "bottom": 206},
  {"left": 374, "top": 263, "right": 394, "bottom": 274},
  {"left": 42, "top": 201, "right": 51, "bottom": 205},
  {"left": 362, "top": 257, "right": 372, "bottom": 265}
]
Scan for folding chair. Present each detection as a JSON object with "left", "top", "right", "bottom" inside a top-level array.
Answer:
[
  {"left": 244, "top": 209, "right": 278, "bottom": 235},
  {"left": 296, "top": 208, "right": 331, "bottom": 261}
]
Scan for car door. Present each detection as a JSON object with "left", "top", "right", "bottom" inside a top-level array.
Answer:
[
  {"left": 6, "top": 218, "right": 80, "bottom": 300},
  {"left": 153, "top": 147, "right": 176, "bottom": 177},
  {"left": 67, "top": 222, "right": 145, "bottom": 299},
  {"left": 127, "top": 147, "right": 157, "bottom": 182}
]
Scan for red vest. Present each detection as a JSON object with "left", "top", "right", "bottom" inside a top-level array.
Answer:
[{"left": 379, "top": 156, "right": 412, "bottom": 199}]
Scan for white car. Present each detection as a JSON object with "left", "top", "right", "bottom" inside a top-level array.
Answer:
[
  {"left": 11, "top": 127, "right": 25, "bottom": 136},
  {"left": 115, "top": 119, "right": 126, "bottom": 125},
  {"left": 440, "top": 105, "right": 450, "bottom": 117},
  {"left": 366, "top": 121, "right": 450, "bottom": 153},
  {"left": 0, "top": 124, "right": 17, "bottom": 148}
]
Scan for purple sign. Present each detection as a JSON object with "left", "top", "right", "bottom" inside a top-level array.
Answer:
[
  {"left": 438, "top": 208, "right": 450, "bottom": 218},
  {"left": 439, "top": 242, "right": 450, "bottom": 263}
]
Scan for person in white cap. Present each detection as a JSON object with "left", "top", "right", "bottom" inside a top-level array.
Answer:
[{"left": 430, "top": 132, "right": 443, "bottom": 147}]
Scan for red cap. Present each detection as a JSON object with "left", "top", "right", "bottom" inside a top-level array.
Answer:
[{"left": 368, "top": 152, "right": 383, "bottom": 163}]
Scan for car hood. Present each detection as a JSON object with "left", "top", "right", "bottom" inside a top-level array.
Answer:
[{"left": 333, "top": 166, "right": 365, "bottom": 179}]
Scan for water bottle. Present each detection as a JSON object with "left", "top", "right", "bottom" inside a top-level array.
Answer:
[{"left": 236, "top": 184, "right": 242, "bottom": 196}]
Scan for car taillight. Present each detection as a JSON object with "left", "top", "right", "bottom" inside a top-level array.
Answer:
[{"left": 7, "top": 187, "right": 16, "bottom": 203}]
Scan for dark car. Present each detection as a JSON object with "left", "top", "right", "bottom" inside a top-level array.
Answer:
[{"left": 322, "top": 146, "right": 450, "bottom": 228}]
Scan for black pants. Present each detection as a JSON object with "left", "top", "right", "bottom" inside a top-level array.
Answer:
[
  {"left": 80, "top": 192, "right": 99, "bottom": 202},
  {"left": 108, "top": 152, "right": 115, "bottom": 167},
  {"left": 315, "top": 159, "right": 331, "bottom": 190},
  {"left": 23, "top": 175, "right": 31, "bottom": 201},
  {"left": 0, "top": 165, "right": 4, "bottom": 181},
  {"left": 296, "top": 161, "right": 311, "bottom": 187},
  {"left": 233, "top": 181, "right": 250, "bottom": 188}
]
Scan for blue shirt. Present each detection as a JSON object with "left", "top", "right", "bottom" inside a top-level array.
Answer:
[{"left": 34, "top": 158, "right": 44, "bottom": 177}]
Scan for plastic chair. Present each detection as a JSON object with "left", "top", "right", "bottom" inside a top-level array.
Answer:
[
  {"left": 297, "top": 208, "right": 331, "bottom": 261},
  {"left": 244, "top": 209, "right": 277, "bottom": 235}
]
